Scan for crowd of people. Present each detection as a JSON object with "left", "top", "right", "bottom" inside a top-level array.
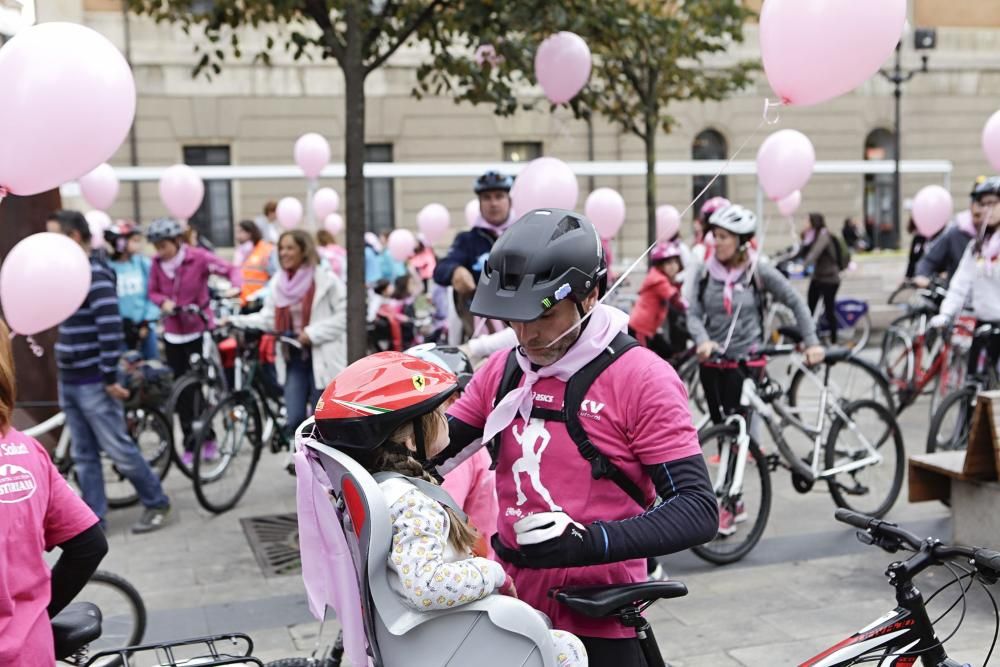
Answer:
[{"left": 5, "top": 168, "right": 1000, "bottom": 667}]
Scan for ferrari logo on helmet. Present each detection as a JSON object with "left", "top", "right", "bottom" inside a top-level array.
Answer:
[{"left": 412, "top": 374, "right": 427, "bottom": 391}]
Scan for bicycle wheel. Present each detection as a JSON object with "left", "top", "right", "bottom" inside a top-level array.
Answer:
[
  {"left": 786, "top": 355, "right": 894, "bottom": 427},
  {"left": 106, "top": 408, "right": 173, "bottom": 509},
  {"left": 192, "top": 392, "right": 263, "bottom": 514},
  {"left": 167, "top": 373, "right": 224, "bottom": 480},
  {"left": 824, "top": 399, "right": 904, "bottom": 518},
  {"left": 878, "top": 326, "right": 914, "bottom": 409},
  {"left": 835, "top": 309, "right": 871, "bottom": 353},
  {"left": 926, "top": 386, "right": 977, "bottom": 454},
  {"left": 77, "top": 570, "right": 146, "bottom": 667},
  {"left": 929, "top": 347, "right": 968, "bottom": 417},
  {"left": 691, "top": 423, "right": 772, "bottom": 565}
]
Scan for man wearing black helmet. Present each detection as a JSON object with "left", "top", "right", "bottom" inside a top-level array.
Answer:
[
  {"left": 433, "top": 171, "right": 516, "bottom": 313},
  {"left": 430, "top": 209, "right": 717, "bottom": 666},
  {"left": 914, "top": 176, "right": 1000, "bottom": 287}
]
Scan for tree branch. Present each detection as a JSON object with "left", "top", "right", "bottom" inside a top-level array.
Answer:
[
  {"left": 365, "top": 0, "right": 400, "bottom": 51},
  {"left": 303, "top": 0, "right": 345, "bottom": 61},
  {"left": 619, "top": 60, "right": 648, "bottom": 108},
  {"left": 364, "top": 0, "right": 446, "bottom": 74}
]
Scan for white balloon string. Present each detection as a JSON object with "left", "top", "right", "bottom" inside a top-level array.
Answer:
[{"left": 545, "top": 101, "right": 781, "bottom": 348}]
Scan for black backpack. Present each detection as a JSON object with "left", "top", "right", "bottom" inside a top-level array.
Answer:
[{"left": 488, "top": 332, "right": 648, "bottom": 508}]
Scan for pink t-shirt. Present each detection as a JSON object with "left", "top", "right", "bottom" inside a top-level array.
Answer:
[
  {"left": 441, "top": 449, "right": 498, "bottom": 560},
  {"left": 448, "top": 346, "right": 701, "bottom": 638},
  {"left": 0, "top": 429, "right": 99, "bottom": 667}
]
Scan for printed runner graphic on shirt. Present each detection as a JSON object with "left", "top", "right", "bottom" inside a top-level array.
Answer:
[
  {"left": 511, "top": 418, "right": 562, "bottom": 512},
  {"left": 0, "top": 462, "right": 37, "bottom": 503}
]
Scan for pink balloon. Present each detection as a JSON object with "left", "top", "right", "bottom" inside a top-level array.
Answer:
[
  {"left": 465, "top": 199, "right": 480, "bottom": 227},
  {"left": 387, "top": 229, "right": 417, "bottom": 262},
  {"left": 416, "top": 203, "right": 451, "bottom": 244},
  {"left": 760, "top": 0, "right": 906, "bottom": 107},
  {"left": 0, "top": 23, "right": 136, "bottom": 197},
  {"left": 983, "top": 110, "right": 1000, "bottom": 172},
  {"left": 313, "top": 187, "right": 340, "bottom": 220},
  {"left": 324, "top": 213, "right": 344, "bottom": 237},
  {"left": 656, "top": 206, "right": 681, "bottom": 241},
  {"left": 78, "top": 163, "right": 119, "bottom": 211},
  {"left": 159, "top": 165, "right": 205, "bottom": 220},
  {"left": 85, "top": 210, "right": 111, "bottom": 249},
  {"left": 277, "top": 197, "right": 304, "bottom": 229},
  {"left": 534, "top": 32, "right": 592, "bottom": 104},
  {"left": 777, "top": 190, "right": 802, "bottom": 217},
  {"left": 295, "top": 133, "right": 331, "bottom": 180},
  {"left": 756, "top": 130, "right": 815, "bottom": 201},
  {"left": 912, "top": 185, "right": 953, "bottom": 238},
  {"left": 1, "top": 233, "right": 91, "bottom": 335},
  {"left": 585, "top": 188, "right": 626, "bottom": 240},
  {"left": 510, "top": 157, "right": 579, "bottom": 213}
]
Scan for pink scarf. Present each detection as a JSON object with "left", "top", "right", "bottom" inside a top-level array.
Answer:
[
  {"left": 472, "top": 209, "right": 517, "bottom": 237},
  {"left": 159, "top": 244, "right": 187, "bottom": 280},
  {"left": 481, "top": 304, "right": 629, "bottom": 444},
  {"left": 274, "top": 266, "right": 315, "bottom": 308},
  {"left": 956, "top": 210, "right": 977, "bottom": 238},
  {"left": 706, "top": 251, "right": 756, "bottom": 316},
  {"left": 233, "top": 240, "right": 254, "bottom": 267}
]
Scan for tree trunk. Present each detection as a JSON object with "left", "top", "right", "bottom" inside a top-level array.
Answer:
[
  {"left": 343, "top": 0, "right": 368, "bottom": 363},
  {"left": 644, "top": 112, "right": 657, "bottom": 249}
]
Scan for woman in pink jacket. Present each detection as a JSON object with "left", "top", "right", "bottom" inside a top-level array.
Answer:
[{"left": 146, "top": 218, "right": 240, "bottom": 466}]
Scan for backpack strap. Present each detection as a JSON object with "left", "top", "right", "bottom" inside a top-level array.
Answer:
[
  {"left": 372, "top": 472, "right": 468, "bottom": 522},
  {"left": 698, "top": 264, "right": 768, "bottom": 335},
  {"left": 563, "top": 332, "right": 647, "bottom": 508}
]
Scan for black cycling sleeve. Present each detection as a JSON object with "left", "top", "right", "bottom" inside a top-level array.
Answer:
[
  {"left": 48, "top": 523, "right": 108, "bottom": 618},
  {"left": 588, "top": 454, "right": 718, "bottom": 563},
  {"left": 427, "top": 415, "right": 487, "bottom": 477}
]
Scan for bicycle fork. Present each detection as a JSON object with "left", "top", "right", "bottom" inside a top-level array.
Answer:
[{"left": 716, "top": 413, "right": 752, "bottom": 498}]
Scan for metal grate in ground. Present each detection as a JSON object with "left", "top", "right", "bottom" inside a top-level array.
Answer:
[{"left": 240, "top": 513, "right": 301, "bottom": 577}]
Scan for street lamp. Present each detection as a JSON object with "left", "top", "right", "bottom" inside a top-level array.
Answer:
[{"left": 878, "top": 27, "right": 936, "bottom": 249}]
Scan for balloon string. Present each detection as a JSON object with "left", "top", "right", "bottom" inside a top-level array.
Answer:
[
  {"left": 763, "top": 98, "right": 784, "bottom": 125},
  {"left": 27, "top": 335, "right": 44, "bottom": 358},
  {"left": 546, "top": 103, "right": 779, "bottom": 347}
]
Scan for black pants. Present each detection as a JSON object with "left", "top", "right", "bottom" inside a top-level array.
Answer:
[
  {"left": 807, "top": 280, "right": 840, "bottom": 344},
  {"left": 165, "top": 338, "right": 210, "bottom": 449},
  {"left": 968, "top": 323, "right": 1000, "bottom": 378},
  {"left": 699, "top": 365, "right": 749, "bottom": 425},
  {"left": 580, "top": 635, "right": 648, "bottom": 667}
]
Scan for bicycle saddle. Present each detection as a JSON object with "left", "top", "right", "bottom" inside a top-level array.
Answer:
[
  {"left": 52, "top": 602, "right": 103, "bottom": 660},
  {"left": 549, "top": 581, "right": 688, "bottom": 618}
]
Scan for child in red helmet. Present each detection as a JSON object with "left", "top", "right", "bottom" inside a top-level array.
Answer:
[
  {"left": 314, "top": 352, "right": 587, "bottom": 666},
  {"left": 628, "top": 241, "right": 687, "bottom": 360}
]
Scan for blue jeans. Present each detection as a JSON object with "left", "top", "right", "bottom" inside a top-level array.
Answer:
[
  {"left": 59, "top": 380, "right": 170, "bottom": 520},
  {"left": 284, "top": 350, "right": 321, "bottom": 438},
  {"left": 139, "top": 322, "right": 159, "bottom": 360}
]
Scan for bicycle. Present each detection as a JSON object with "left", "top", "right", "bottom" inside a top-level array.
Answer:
[
  {"left": 926, "top": 323, "right": 1000, "bottom": 455},
  {"left": 19, "top": 401, "right": 172, "bottom": 509},
  {"left": 190, "top": 325, "right": 299, "bottom": 513},
  {"left": 161, "top": 304, "right": 231, "bottom": 479},
  {"left": 694, "top": 346, "right": 904, "bottom": 565},
  {"left": 800, "top": 508, "right": 1000, "bottom": 667},
  {"left": 766, "top": 297, "right": 872, "bottom": 354}
]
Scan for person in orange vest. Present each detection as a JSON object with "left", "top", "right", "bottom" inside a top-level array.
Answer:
[{"left": 235, "top": 219, "right": 277, "bottom": 307}]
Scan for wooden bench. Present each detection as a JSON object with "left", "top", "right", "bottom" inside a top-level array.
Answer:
[{"left": 908, "top": 391, "right": 1000, "bottom": 547}]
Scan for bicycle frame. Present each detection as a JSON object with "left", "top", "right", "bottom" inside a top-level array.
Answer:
[{"left": 23, "top": 411, "right": 72, "bottom": 464}]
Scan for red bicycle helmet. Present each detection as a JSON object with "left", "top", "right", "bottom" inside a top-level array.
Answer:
[{"left": 314, "top": 352, "right": 458, "bottom": 458}]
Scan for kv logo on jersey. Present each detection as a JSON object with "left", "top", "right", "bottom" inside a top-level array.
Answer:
[
  {"left": 580, "top": 399, "right": 606, "bottom": 420},
  {"left": 0, "top": 462, "right": 37, "bottom": 503}
]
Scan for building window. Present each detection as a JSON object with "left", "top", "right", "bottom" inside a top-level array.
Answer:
[
  {"left": 365, "top": 143, "right": 395, "bottom": 233},
  {"left": 864, "top": 128, "right": 897, "bottom": 250},
  {"left": 503, "top": 142, "right": 543, "bottom": 163},
  {"left": 183, "top": 145, "right": 232, "bottom": 247},
  {"left": 692, "top": 129, "right": 728, "bottom": 220}
]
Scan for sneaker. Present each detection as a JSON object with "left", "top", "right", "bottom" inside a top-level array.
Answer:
[
  {"left": 201, "top": 440, "right": 220, "bottom": 462},
  {"left": 181, "top": 450, "right": 194, "bottom": 468},
  {"left": 131, "top": 505, "right": 171, "bottom": 534},
  {"left": 717, "top": 506, "right": 737, "bottom": 537},
  {"left": 648, "top": 563, "right": 669, "bottom": 581},
  {"left": 733, "top": 500, "right": 748, "bottom": 524}
]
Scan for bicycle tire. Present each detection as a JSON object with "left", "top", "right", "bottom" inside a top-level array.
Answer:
[
  {"left": 265, "top": 659, "right": 339, "bottom": 667},
  {"left": 192, "top": 392, "right": 264, "bottom": 514},
  {"left": 878, "top": 325, "right": 915, "bottom": 410},
  {"left": 691, "top": 423, "right": 772, "bottom": 565},
  {"left": 824, "top": 399, "right": 904, "bottom": 518},
  {"left": 106, "top": 408, "right": 173, "bottom": 509},
  {"left": 786, "top": 353, "right": 895, "bottom": 422},
  {"left": 926, "top": 386, "right": 977, "bottom": 454},
  {"left": 166, "top": 373, "right": 222, "bottom": 480},
  {"left": 929, "top": 346, "right": 967, "bottom": 417},
  {"left": 79, "top": 570, "right": 147, "bottom": 667}
]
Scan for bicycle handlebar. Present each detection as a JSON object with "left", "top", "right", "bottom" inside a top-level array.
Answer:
[
  {"left": 223, "top": 322, "right": 303, "bottom": 350},
  {"left": 835, "top": 509, "right": 1000, "bottom": 580}
]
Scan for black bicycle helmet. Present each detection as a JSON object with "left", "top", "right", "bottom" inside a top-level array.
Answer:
[
  {"left": 470, "top": 208, "right": 606, "bottom": 322},
  {"left": 474, "top": 170, "right": 514, "bottom": 194},
  {"left": 147, "top": 217, "right": 184, "bottom": 243},
  {"left": 971, "top": 175, "right": 1000, "bottom": 201},
  {"left": 104, "top": 220, "right": 139, "bottom": 255}
]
